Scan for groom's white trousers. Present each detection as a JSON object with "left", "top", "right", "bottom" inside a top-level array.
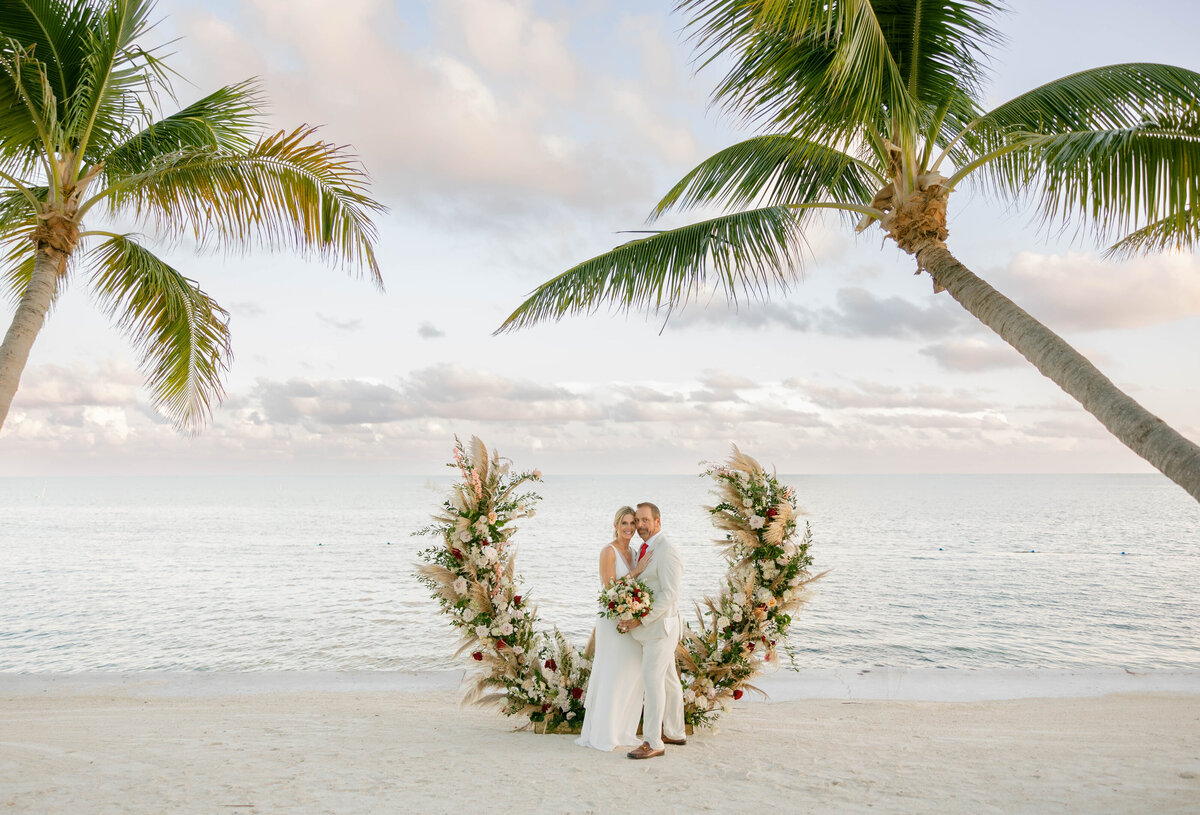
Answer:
[{"left": 640, "top": 616, "right": 685, "bottom": 750}]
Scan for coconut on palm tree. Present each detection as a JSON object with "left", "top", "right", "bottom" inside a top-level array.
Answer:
[
  {"left": 499, "top": 0, "right": 1200, "bottom": 503},
  {"left": 0, "top": 0, "right": 383, "bottom": 433}
]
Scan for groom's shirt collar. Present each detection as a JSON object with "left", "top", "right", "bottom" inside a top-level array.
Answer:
[{"left": 643, "top": 530, "right": 664, "bottom": 548}]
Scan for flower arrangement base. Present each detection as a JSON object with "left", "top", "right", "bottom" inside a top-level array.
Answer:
[{"left": 530, "top": 718, "right": 583, "bottom": 735}]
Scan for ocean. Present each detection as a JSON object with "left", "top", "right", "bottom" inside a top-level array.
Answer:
[{"left": 2, "top": 473, "right": 1197, "bottom": 673}]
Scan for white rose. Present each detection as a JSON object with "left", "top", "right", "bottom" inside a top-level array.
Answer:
[
  {"left": 742, "top": 498, "right": 754, "bottom": 508},
  {"left": 499, "top": 621, "right": 514, "bottom": 636},
  {"left": 475, "top": 517, "right": 490, "bottom": 533},
  {"left": 717, "top": 616, "right": 731, "bottom": 630},
  {"left": 684, "top": 689, "right": 696, "bottom": 703},
  {"left": 481, "top": 545, "right": 498, "bottom": 563},
  {"left": 732, "top": 610, "right": 744, "bottom": 623},
  {"left": 512, "top": 645, "right": 525, "bottom": 656},
  {"left": 452, "top": 577, "right": 468, "bottom": 595},
  {"left": 749, "top": 515, "right": 766, "bottom": 529},
  {"left": 474, "top": 625, "right": 489, "bottom": 639},
  {"left": 458, "top": 530, "right": 472, "bottom": 543},
  {"left": 462, "top": 608, "right": 477, "bottom": 622},
  {"left": 566, "top": 711, "right": 576, "bottom": 720}
]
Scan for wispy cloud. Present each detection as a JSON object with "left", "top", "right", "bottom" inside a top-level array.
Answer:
[
  {"left": 417, "top": 321, "right": 446, "bottom": 339},
  {"left": 1001, "top": 250, "right": 1200, "bottom": 331},
  {"left": 672, "top": 286, "right": 976, "bottom": 340}
]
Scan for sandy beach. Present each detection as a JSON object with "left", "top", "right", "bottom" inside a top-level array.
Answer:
[{"left": 2, "top": 671, "right": 1198, "bottom": 814}]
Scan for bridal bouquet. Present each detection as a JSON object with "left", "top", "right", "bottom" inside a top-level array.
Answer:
[{"left": 598, "top": 575, "right": 654, "bottom": 623}]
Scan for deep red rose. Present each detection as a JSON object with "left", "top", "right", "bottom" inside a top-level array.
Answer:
[
  {"left": 513, "top": 595, "right": 522, "bottom": 606},
  {"left": 496, "top": 638, "right": 507, "bottom": 649},
  {"left": 541, "top": 704, "right": 550, "bottom": 713},
  {"left": 545, "top": 658, "right": 557, "bottom": 672},
  {"left": 766, "top": 507, "right": 779, "bottom": 519},
  {"left": 765, "top": 654, "right": 772, "bottom": 662},
  {"left": 472, "top": 651, "right": 483, "bottom": 661},
  {"left": 451, "top": 548, "right": 464, "bottom": 560},
  {"left": 733, "top": 689, "right": 744, "bottom": 700},
  {"left": 746, "top": 642, "right": 755, "bottom": 651},
  {"left": 607, "top": 601, "right": 617, "bottom": 610},
  {"left": 571, "top": 687, "right": 583, "bottom": 699}
]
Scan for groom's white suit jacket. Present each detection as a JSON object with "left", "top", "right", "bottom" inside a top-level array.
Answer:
[{"left": 630, "top": 530, "right": 683, "bottom": 643}]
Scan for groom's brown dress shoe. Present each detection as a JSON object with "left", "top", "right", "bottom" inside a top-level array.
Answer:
[
  {"left": 661, "top": 734, "right": 687, "bottom": 746},
  {"left": 627, "top": 742, "right": 666, "bottom": 760}
]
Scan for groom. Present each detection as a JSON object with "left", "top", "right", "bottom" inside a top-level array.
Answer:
[{"left": 617, "top": 502, "right": 687, "bottom": 759}]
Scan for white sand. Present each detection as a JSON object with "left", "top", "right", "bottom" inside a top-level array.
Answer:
[{"left": 3, "top": 672, "right": 1199, "bottom": 814}]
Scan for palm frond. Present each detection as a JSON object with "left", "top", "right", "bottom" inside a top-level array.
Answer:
[
  {"left": 0, "top": 38, "right": 60, "bottom": 168},
  {"left": 99, "top": 125, "right": 384, "bottom": 284},
  {"left": 65, "top": 0, "right": 167, "bottom": 162},
  {"left": 496, "top": 206, "right": 804, "bottom": 333},
  {"left": 0, "top": 185, "right": 45, "bottom": 305},
  {"left": 0, "top": 0, "right": 100, "bottom": 116},
  {"left": 103, "top": 80, "right": 264, "bottom": 179},
  {"left": 682, "top": 0, "right": 902, "bottom": 141},
  {"left": 653, "top": 134, "right": 881, "bottom": 218},
  {"left": 971, "top": 63, "right": 1200, "bottom": 142},
  {"left": 679, "top": 0, "right": 997, "bottom": 145},
  {"left": 88, "top": 234, "right": 232, "bottom": 431},
  {"left": 1106, "top": 206, "right": 1200, "bottom": 258}
]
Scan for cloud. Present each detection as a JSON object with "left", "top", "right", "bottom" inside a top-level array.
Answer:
[
  {"left": 1000, "top": 250, "right": 1200, "bottom": 331},
  {"left": 13, "top": 361, "right": 142, "bottom": 408},
  {"left": 785, "top": 378, "right": 994, "bottom": 413},
  {"left": 920, "top": 339, "right": 1024, "bottom": 372},
  {"left": 317, "top": 313, "right": 364, "bottom": 332},
  {"left": 672, "top": 287, "right": 976, "bottom": 339},
  {"left": 417, "top": 321, "right": 446, "bottom": 339},
  {"left": 171, "top": 0, "right": 702, "bottom": 220}
]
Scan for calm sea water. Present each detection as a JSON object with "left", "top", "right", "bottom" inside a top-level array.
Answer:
[{"left": 1, "top": 474, "right": 1197, "bottom": 672}]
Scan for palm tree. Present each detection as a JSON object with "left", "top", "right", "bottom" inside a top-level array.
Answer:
[
  {"left": 0, "top": 0, "right": 383, "bottom": 432},
  {"left": 499, "top": 0, "right": 1200, "bottom": 503}
]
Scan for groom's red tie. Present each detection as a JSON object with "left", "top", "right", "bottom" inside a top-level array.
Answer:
[{"left": 638, "top": 542, "right": 648, "bottom": 561}]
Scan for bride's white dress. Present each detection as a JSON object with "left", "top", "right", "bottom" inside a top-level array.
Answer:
[{"left": 574, "top": 544, "right": 644, "bottom": 751}]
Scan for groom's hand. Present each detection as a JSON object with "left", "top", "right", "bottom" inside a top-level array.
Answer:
[{"left": 619, "top": 619, "right": 642, "bottom": 633}]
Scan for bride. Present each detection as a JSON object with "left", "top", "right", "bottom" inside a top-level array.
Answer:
[{"left": 574, "top": 506, "right": 653, "bottom": 751}]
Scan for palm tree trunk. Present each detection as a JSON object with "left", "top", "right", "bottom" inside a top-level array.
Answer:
[
  {"left": 919, "top": 243, "right": 1200, "bottom": 504},
  {"left": 0, "top": 251, "right": 61, "bottom": 431}
]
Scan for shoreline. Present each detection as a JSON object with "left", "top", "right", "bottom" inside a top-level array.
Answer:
[{"left": 4, "top": 666, "right": 1200, "bottom": 700}]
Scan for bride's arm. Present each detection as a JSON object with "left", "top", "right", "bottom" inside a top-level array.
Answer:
[{"left": 599, "top": 545, "right": 617, "bottom": 587}]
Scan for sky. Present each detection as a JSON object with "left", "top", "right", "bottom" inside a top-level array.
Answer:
[{"left": 2, "top": 0, "right": 1199, "bottom": 476}]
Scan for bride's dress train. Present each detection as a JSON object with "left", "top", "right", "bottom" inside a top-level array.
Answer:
[{"left": 574, "top": 545, "right": 643, "bottom": 751}]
